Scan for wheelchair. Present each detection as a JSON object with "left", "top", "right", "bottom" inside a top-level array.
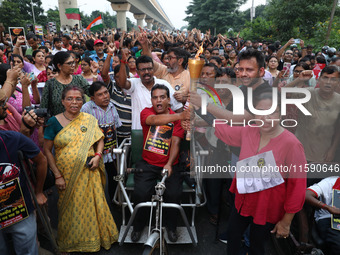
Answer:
[{"left": 112, "top": 130, "right": 207, "bottom": 253}]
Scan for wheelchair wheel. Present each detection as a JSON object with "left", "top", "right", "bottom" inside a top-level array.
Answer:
[{"left": 142, "top": 238, "right": 169, "bottom": 255}]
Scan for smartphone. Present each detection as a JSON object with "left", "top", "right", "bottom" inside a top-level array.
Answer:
[
  {"left": 28, "top": 72, "right": 35, "bottom": 80},
  {"left": 86, "top": 156, "right": 94, "bottom": 167},
  {"left": 293, "top": 39, "right": 300, "bottom": 44}
]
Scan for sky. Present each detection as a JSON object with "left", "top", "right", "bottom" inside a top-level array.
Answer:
[{"left": 41, "top": 0, "right": 267, "bottom": 29}]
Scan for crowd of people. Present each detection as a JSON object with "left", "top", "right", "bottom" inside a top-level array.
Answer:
[{"left": 0, "top": 21, "right": 340, "bottom": 255}]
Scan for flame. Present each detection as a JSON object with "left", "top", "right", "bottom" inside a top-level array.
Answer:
[{"left": 195, "top": 43, "right": 204, "bottom": 60}]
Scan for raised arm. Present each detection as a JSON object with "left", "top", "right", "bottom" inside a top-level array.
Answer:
[
  {"left": 277, "top": 38, "right": 294, "bottom": 60},
  {"left": 117, "top": 51, "right": 131, "bottom": 90},
  {"left": 2, "top": 66, "right": 20, "bottom": 99},
  {"left": 101, "top": 44, "right": 115, "bottom": 84},
  {"left": 13, "top": 36, "right": 25, "bottom": 58}
]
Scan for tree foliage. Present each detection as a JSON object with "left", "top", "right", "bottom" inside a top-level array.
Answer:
[
  {"left": 185, "top": 0, "right": 246, "bottom": 34},
  {"left": 185, "top": 0, "right": 340, "bottom": 45},
  {"left": 0, "top": 0, "right": 23, "bottom": 28},
  {"left": 265, "top": 0, "right": 337, "bottom": 41}
]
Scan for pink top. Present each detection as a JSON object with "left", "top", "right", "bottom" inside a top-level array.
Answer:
[
  {"left": 8, "top": 86, "right": 36, "bottom": 114},
  {"left": 215, "top": 125, "right": 307, "bottom": 225},
  {"left": 73, "top": 65, "right": 82, "bottom": 75},
  {"left": 0, "top": 103, "right": 21, "bottom": 132}
]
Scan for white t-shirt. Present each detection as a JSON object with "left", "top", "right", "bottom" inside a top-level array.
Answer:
[
  {"left": 124, "top": 77, "right": 183, "bottom": 130},
  {"left": 52, "top": 48, "right": 67, "bottom": 55},
  {"left": 308, "top": 176, "right": 339, "bottom": 222}
]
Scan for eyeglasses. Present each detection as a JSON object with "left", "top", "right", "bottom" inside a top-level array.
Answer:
[
  {"left": 285, "top": 52, "right": 293, "bottom": 55},
  {"left": 138, "top": 67, "right": 153, "bottom": 73},
  {"left": 293, "top": 70, "right": 304, "bottom": 74},
  {"left": 0, "top": 97, "right": 8, "bottom": 107},
  {"left": 64, "top": 61, "right": 76, "bottom": 66},
  {"left": 65, "top": 97, "right": 83, "bottom": 102}
]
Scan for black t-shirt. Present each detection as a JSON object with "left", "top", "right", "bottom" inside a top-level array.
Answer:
[
  {"left": 226, "top": 81, "right": 272, "bottom": 156},
  {"left": 0, "top": 131, "right": 40, "bottom": 214}
]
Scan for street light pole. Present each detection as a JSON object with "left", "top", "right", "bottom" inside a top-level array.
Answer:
[{"left": 31, "top": 0, "right": 36, "bottom": 24}]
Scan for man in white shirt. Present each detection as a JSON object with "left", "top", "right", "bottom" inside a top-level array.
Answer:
[
  {"left": 117, "top": 55, "right": 182, "bottom": 130},
  {"left": 51, "top": 38, "right": 67, "bottom": 55}
]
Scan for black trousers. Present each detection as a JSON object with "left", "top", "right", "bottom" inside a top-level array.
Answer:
[
  {"left": 317, "top": 217, "right": 340, "bottom": 255},
  {"left": 226, "top": 206, "right": 275, "bottom": 255},
  {"left": 132, "top": 160, "right": 183, "bottom": 232},
  {"left": 104, "top": 161, "right": 117, "bottom": 202}
]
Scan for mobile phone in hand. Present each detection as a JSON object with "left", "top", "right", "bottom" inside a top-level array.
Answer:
[{"left": 86, "top": 156, "right": 94, "bottom": 167}]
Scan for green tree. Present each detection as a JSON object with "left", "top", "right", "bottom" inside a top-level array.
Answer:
[
  {"left": 0, "top": 0, "right": 24, "bottom": 28},
  {"left": 185, "top": 0, "right": 246, "bottom": 34},
  {"left": 46, "top": 7, "right": 60, "bottom": 31},
  {"left": 265, "top": 0, "right": 339, "bottom": 41},
  {"left": 12, "top": 0, "right": 46, "bottom": 25},
  {"left": 240, "top": 17, "right": 276, "bottom": 41}
]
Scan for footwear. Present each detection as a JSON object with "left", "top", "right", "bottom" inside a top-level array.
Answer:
[
  {"left": 131, "top": 230, "right": 142, "bottom": 242},
  {"left": 218, "top": 232, "right": 228, "bottom": 244},
  {"left": 167, "top": 229, "right": 178, "bottom": 242}
]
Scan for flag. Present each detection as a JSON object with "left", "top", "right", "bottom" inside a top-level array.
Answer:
[
  {"left": 65, "top": 8, "right": 81, "bottom": 20},
  {"left": 86, "top": 15, "right": 103, "bottom": 31}
]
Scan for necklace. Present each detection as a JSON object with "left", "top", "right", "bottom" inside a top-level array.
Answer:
[{"left": 63, "top": 112, "right": 76, "bottom": 121}]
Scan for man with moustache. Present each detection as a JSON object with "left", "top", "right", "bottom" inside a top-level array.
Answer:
[
  {"left": 117, "top": 54, "right": 183, "bottom": 130},
  {"left": 139, "top": 32, "right": 191, "bottom": 104},
  {"left": 90, "top": 39, "right": 113, "bottom": 72},
  {"left": 292, "top": 66, "right": 340, "bottom": 163},
  {"left": 131, "top": 84, "right": 186, "bottom": 242}
]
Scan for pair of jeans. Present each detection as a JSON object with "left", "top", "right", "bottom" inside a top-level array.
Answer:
[{"left": 0, "top": 212, "right": 38, "bottom": 255}]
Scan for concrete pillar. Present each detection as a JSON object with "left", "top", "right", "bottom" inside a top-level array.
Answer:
[
  {"left": 145, "top": 18, "right": 154, "bottom": 30},
  {"left": 58, "top": 0, "right": 80, "bottom": 30},
  {"left": 153, "top": 21, "right": 159, "bottom": 30},
  {"left": 111, "top": 3, "right": 131, "bottom": 31},
  {"left": 134, "top": 13, "right": 146, "bottom": 28}
]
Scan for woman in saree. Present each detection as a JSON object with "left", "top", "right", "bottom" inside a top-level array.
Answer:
[{"left": 43, "top": 85, "right": 118, "bottom": 253}]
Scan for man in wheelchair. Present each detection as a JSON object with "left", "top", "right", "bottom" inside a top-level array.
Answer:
[{"left": 131, "top": 84, "right": 188, "bottom": 243}]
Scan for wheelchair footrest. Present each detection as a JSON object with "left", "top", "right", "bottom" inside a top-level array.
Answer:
[{"left": 118, "top": 226, "right": 198, "bottom": 244}]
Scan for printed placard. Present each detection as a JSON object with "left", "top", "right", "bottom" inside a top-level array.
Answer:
[
  {"left": 331, "top": 189, "right": 340, "bottom": 231},
  {"left": 236, "top": 151, "right": 284, "bottom": 194},
  {"left": 144, "top": 123, "right": 173, "bottom": 156},
  {"left": 0, "top": 178, "right": 28, "bottom": 229},
  {"left": 8, "top": 27, "right": 26, "bottom": 46},
  {"left": 99, "top": 123, "right": 117, "bottom": 155}
]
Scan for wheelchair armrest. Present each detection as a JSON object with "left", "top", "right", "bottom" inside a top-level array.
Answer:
[{"left": 112, "top": 138, "right": 131, "bottom": 154}]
